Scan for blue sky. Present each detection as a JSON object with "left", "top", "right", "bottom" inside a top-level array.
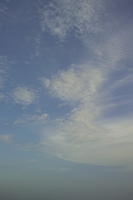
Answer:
[{"left": 0, "top": 0, "right": 133, "bottom": 199}]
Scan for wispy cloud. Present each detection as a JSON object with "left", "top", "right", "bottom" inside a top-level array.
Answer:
[
  {"left": 0, "top": 56, "right": 8, "bottom": 89},
  {"left": 0, "top": 0, "right": 132, "bottom": 169},
  {"left": 39, "top": 0, "right": 104, "bottom": 39},
  {"left": 40, "top": 52, "right": 133, "bottom": 167},
  {"left": 0, "top": 56, "right": 9, "bottom": 101},
  {"left": 36, "top": 0, "right": 133, "bottom": 168},
  {"left": 14, "top": 113, "right": 48, "bottom": 125},
  {"left": 0, "top": 1, "right": 9, "bottom": 17}
]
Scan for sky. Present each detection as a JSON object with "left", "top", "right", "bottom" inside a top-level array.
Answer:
[{"left": 0, "top": 0, "right": 133, "bottom": 199}]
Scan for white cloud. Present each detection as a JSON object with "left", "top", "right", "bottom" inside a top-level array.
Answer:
[
  {"left": 12, "top": 87, "right": 37, "bottom": 106},
  {"left": 42, "top": 65, "right": 106, "bottom": 103},
  {"left": 0, "top": 134, "right": 12, "bottom": 143},
  {"left": 39, "top": 0, "right": 104, "bottom": 39}
]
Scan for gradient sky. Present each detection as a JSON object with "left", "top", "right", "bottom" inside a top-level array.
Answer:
[{"left": 0, "top": 0, "right": 133, "bottom": 199}]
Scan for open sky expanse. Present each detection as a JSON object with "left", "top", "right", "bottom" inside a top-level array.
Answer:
[{"left": 0, "top": 0, "right": 133, "bottom": 199}]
